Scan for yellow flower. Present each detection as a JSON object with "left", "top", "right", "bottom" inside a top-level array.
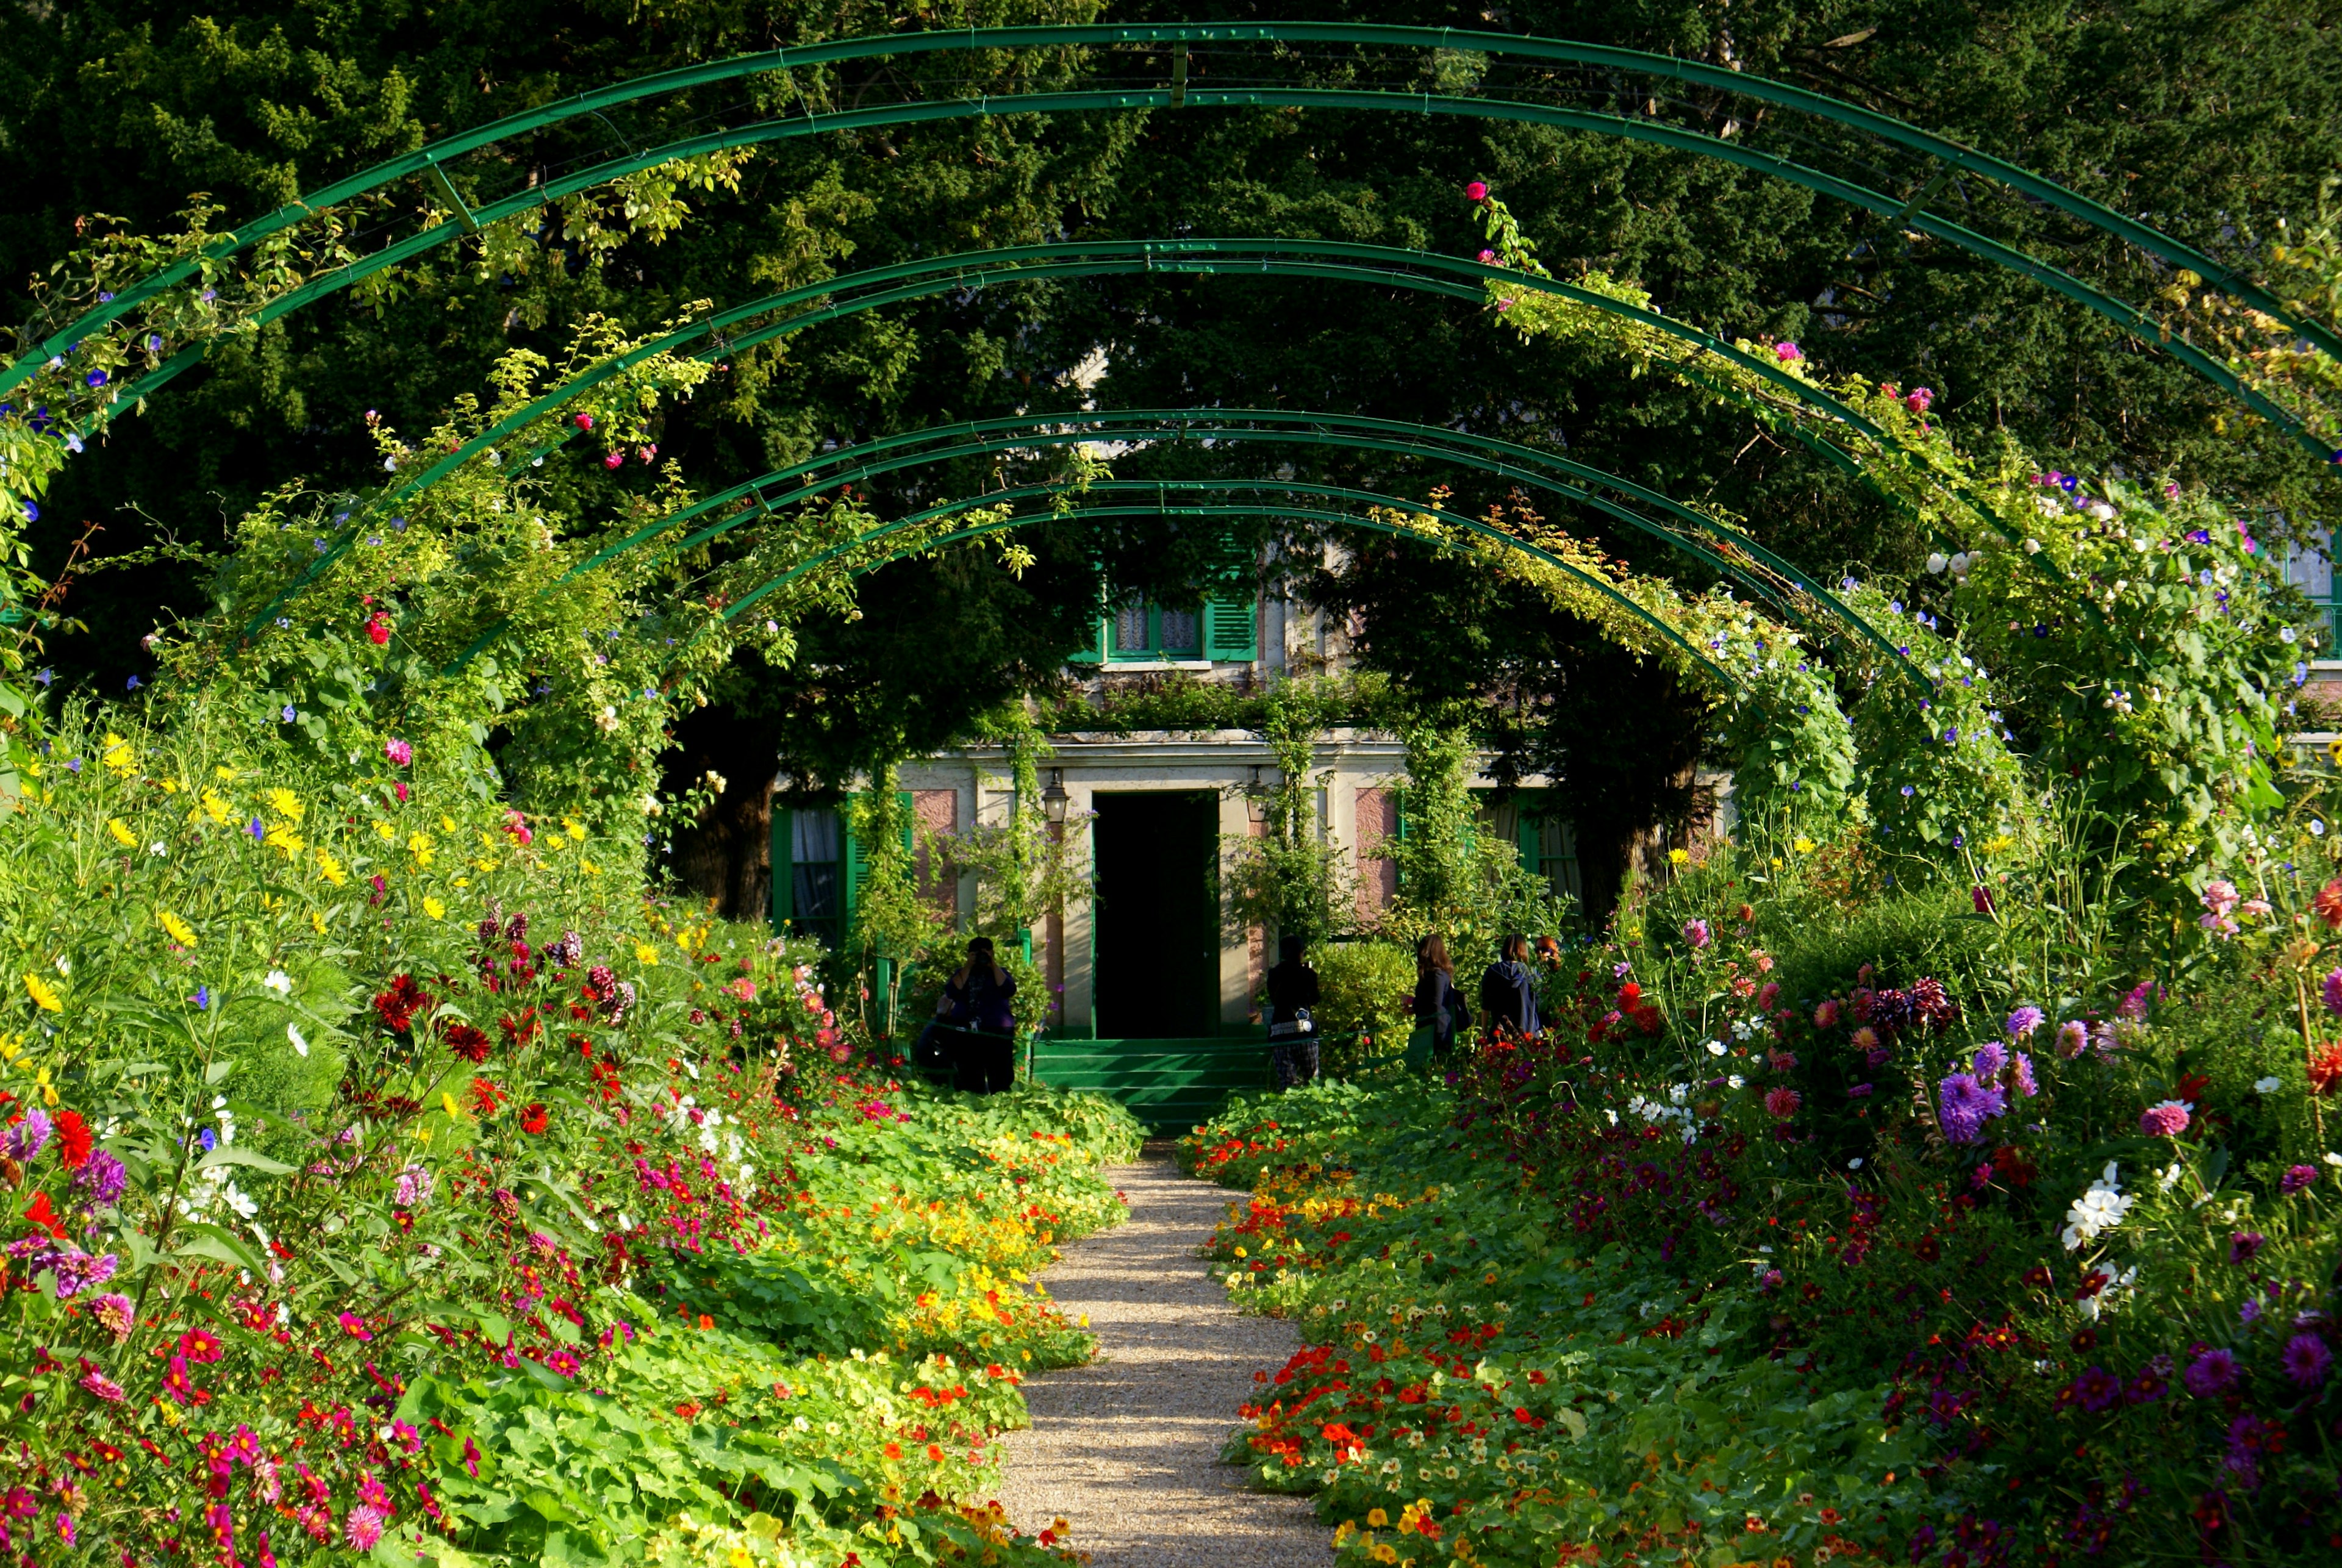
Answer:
[
  {"left": 265, "top": 825, "right": 304, "bottom": 854},
  {"left": 442, "top": 1090, "right": 473, "bottom": 1122},
  {"left": 263, "top": 787, "right": 304, "bottom": 823},
  {"left": 634, "top": 943, "right": 660, "bottom": 967},
  {"left": 581, "top": 859, "right": 602, "bottom": 876},
  {"left": 101, "top": 733, "right": 137, "bottom": 775},
  {"left": 1667, "top": 847, "right": 1690, "bottom": 866},
  {"left": 0, "top": 1034, "right": 20, "bottom": 1063},
  {"left": 423, "top": 897, "right": 446, "bottom": 920},
  {"left": 317, "top": 848, "right": 347, "bottom": 886},
  {"left": 106, "top": 818, "right": 137, "bottom": 847},
  {"left": 33, "top": 1067, "right": 56, "bottom": 1106},
  {"left": 22, "top": 975, "right": 62, "bottom": 1013},
  {"left": 374, "top": 820, "right": 396, "bottom": 842},
  {"left": 440, "top": 815, "right": 457, "bottom": 834},
  {"left": 407, "top": 831, "right": 434, "bottom": 855},
  {"left": 157, "top": 911, "right": 198, "bottom": 947},
  {"left": 1367, "top": 1509, "right": 1390, "bottom": 1529},
  {"left": 199, "top": 789, "right": 233, "bottom": 826},
  {"left": 213, "top": 765, "right": 237, "bottom": 781},
  {"left": 1792, "top": 836, "right": 1816, "bottom": 854},
  {"left": 564, "top": 817, "right": 587, "bottom": 842},
  {"left": 309, "top": 910, "right": 328, "bottom": 934}
]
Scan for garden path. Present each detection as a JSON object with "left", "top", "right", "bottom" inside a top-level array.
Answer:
[{"left": 993, "top": 1147, "right": 1336, "bottom": 1567}]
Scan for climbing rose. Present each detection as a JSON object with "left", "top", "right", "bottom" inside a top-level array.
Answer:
[
  {"left": 384, "top": 737, "right": 413, "bottom": 767},
  {"left": 364, "top": 614, "right": 391, "bottom": 646},
  {"left": 603, "top": 451, "right": 623, "bottom": 469},
  {"left": 1463, "top": 180, "right": 1488, "bottom": 201},
  {"left": 1774, "top": 341, "right": 1803, "bottom": 362},
  {"left": 2140, "top": 1100, "right": 2191, "bottom": 1137},
  {"left": 1476, "top": 248, "right": 1495, "bottom": 263},
  {"left": 573, "top": 412, "right": 594, "bottom": 431}
]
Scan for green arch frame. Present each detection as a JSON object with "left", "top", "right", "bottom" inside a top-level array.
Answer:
[
  {"left": 686, "top": 482, "right": 1745, "bottom": 693},
  {"left": 11, "top": 23, "right": 2332, "bottom": 464},
  {"left": 427, "top": 409, "right": 1915, "bottom": 676},
  {"left": 237, "top": 238, "right": 2050, "bottom": 633}
]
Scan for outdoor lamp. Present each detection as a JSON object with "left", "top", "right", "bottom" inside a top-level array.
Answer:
[{"left": 1042, "top": 768, "right": 1070, "bottom": 824}]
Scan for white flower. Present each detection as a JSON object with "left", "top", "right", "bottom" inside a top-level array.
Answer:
[
  {"left": 149, "top": 841, "right": 166, "bottom": 855},
  {"left": 2255, "top": 1076, "right": 2282, "bottom": 1094},
  {"left": 1926, "top": 552, "right": 1949, "bottom": 575},
  {"left": 2090, "top": 503, "right": 2116, "bottom": 521},
  {"left": 1848, "top": 1158, "right": 1864, "bottom": 1170},
  {"left": 1727, "top": 1075, "right": 1746, "bottom": 1090},
  {"left": 2326, "top": 1153, "right": 2342, "bottom": 1168},
  {"left": 1706, "top": 1039, "right": 1727, "bottom": 1056},
  {"left": 286, "top": 1022, "right": 309, "bottom": 1058},
  {"left": 2061, "top": 1162, "right": 2135, "bottom": 1250},
  {"left": 263, "top": 970, "right": 293, "bottom": 995},
  {"left": 2281, "top": 626, "right": 2298, "bottom": 644}
]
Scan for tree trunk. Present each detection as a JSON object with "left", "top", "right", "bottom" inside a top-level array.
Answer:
[{"left": 663, "top": 707, "right": 779, "bottom": 922}]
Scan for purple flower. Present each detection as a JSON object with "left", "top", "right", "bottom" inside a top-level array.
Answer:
[
  {"left": 2183, "top": 1347, "right": 2240, "bottom": 1397},
  {"left": 2005, "top": 1005, "right": 2045, "bottom": 1039},
  {"left": 2125, "top": 1362, "right": 2168, "bottom": 1404},
  {"left": 2228, "top": 1230, "right": 2265, "bottom": 1265},
  {"left": 1775, "top": 340, "right": 1803, "bottom": 362},
  {"left": 1972, "top": 1042, "right": 2010, "bottom": 1079},
  {"left": 2118, "top": 981, "right": 2154, "bottom": 1021},
  {"left": 84, "top": 370, "right": 106, "bottom": 388},
  {"left": 49, "top": 1250, "right": 116, "bottom": 1300},
  {"left": 192, "top": 986, "right": 211, "bottom": 1012},
  {"left": 279, "top": 705, "right": 296, "bottom": 723},
  {"left": 2240, "top": 1298, "right": 2262, "bottom": 1325},
  {"left": 2140, "top": 1100, "right": 2190, "bottom": 1137},
  {"left": 2281, "top": 1163, "right": 2319, "bottom": 1195},
  {"left": 74, "top": 1150, "right": 126, "bottom": 1207},
  {"left": 5, "top": 1110, "right": 49, "bottom": 1161},
  {"left": 2011, "top": 1051, "right": 2038, "bottom": 1097},
  {"left": 1936, "top": 1073, "right": 2005, "bottom": 1144},
  {"left": 1682, "top": 919, "right": 1711, "bottom": 950},
  {"left": 1847, "top": 1083, "right": 1874, "bottom": 1098},
  {"left": 90, "top": 1292, "right": 135, "bottom": 1338},
  {"left": 2281, "top": 1332, "right": 2332, "bottom": 1387},
  {"left": 2068, "top": 1366, "right": 2121, "bottom": 1413},
  {"left": 2324, "top": 969, "right": 2342, "bottom": 1017}
]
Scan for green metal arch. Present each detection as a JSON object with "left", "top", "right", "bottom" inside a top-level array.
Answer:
[
  {"left": 12, "top": 24, "right": 2332, "bottom": 465},
  {"left": 238, "top": 239, "right": 2046, "bottom": 631},
  {"left": 428, "top": 409, "right": 1914, "bottom": 678},
  {"left": 692, "top": 488, "right": 1745, "bottom": 695}
]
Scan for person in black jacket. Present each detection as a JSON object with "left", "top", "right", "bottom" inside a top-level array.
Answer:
[
  {"left": 944, "top": 937, "right": 1019, "bottom": 1094},
  {"left": 1413, "top": 934, "right": 1469, "bottom": 1060},
  {"left": 1478, "top": 934, "right": 1542, "bottom": 1039},
  {"left": 1264, "top": 935, "right": 1322, "bottom": 1087}
]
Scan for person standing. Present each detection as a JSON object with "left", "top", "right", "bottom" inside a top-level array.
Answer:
[
  {"left": 944, "top": 936, "right": 1019, "bottom": 1094},
  {"left": 1264, "top": 934, "right": 1322, "bottom": 1088},
  {"left": 1478, "top": 933, "right": 1542, "bottom": 1039},
  {"left": 1413, "top": 934, "right": 1469, "bottom": 1062}
]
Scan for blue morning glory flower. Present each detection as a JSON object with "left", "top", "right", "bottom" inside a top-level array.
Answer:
[
  {"left": 248, "top": 818, "right": 264, "bottom": 840},
  {"left": 198, "top": 1127, "right": 216, "bottom": 1151},
  {"left": 21, "top": 503, "right": 35, "bottom": 523},
  {"left": 125, "top": 676, "right": 140, "bottom": 692},
  {"left": 84, "top": 370, "right": 107, "bottom": 388},
  {"left": 280, "top": 705, "right": 296, "bottom": 722},
  {"left": 33, "top": 669, "right": 52, "bottom": 687}
]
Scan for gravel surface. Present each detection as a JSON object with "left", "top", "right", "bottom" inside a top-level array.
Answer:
[{"left": 994, "top": 1149, "right": 1337, "bottom": 1567}]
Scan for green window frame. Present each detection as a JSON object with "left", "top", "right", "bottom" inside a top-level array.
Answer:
[
  {"left": 772, "top": 791, "right": 914, "bottom": 943},
  {"left": 1070, "top": 594, "right": 1258, "bottom": 664}
]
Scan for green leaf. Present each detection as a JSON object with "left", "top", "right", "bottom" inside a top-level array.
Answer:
[{"left": 199, "top": 1145, "right": 296, "bottom": 1175}]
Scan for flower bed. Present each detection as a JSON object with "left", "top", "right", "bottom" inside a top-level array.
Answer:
[
  {"left": 1181, "top": 842, "right": 2342, "bottom": 1568},
  {"left": 0, "top": 707, "right": 1142, "bottom": 1566}
]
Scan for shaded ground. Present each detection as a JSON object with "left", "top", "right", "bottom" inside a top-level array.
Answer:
[{"left": 993, "top": 1149, "right": 1336, "bottom": 1567}]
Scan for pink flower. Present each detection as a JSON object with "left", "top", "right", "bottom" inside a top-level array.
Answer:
[
  {"left": 1813, "top": 999, "right": 1839, "bottom": 1028},
  {"left": 343, "top": 1507, "right": 385, "bottom": 1552},
  {"left": 77, "top": 1371, "right": 124, "bottom": 1402},
  {"left": 504, "top": 808, "right": 533, "bottom": 846},
  {"left": 603, "top": 451, "right": 623, "bottom": 469},
  {"left": 573, "top": 412, "right": 594, "bottom": 431},
  {"left": 1763, "top": 1087, "right": 1802, "bottom": 1120},
  {"left": 636, "top": 445, "right": 657, "bottom": 463},
  {"left": 2057, "top": 1020, "right": 2088, "bottom": 1058},
  {"left": 393, "top": 781, "right": 409, "bottom": 803},
  {"left": 1476, "top": 248, "right": 1495, "bottom": 264},
  {"left": 337, "top": 1311, "right": 373, "bottom": 1342},
  {"left": 2140, "top": 1100, "right": 2191, "bottom": 1137},
  {"left": 384, "top": 737, "right": 413, "bottom": 767},
  {"left": 2201, "top": 879, "right": 2240, "bottom": 917},
  {"left": 1774, "top": 341, "right": 1803, "bottom": 362},
  {"left": 1905, "top": 387, "right": 1933, "bottom": 412},
  {"left": 1682, "top": 919, "right": 1711, "bottom": 950},
  {"left": 1464, "top": 180, "right": 1488, "bottom": 202},
  {"left": 2322, "top": 968, "right": 2342, "bottom": 1017},
  {"left": 1755, "top": 981, "right": 1780, "bottom": 1012}
]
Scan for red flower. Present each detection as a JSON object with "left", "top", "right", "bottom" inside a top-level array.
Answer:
[
  {"left": 162, "top": 1354, "right": 196, "bottom": 1405},
  {"left": 363, "top": 614, "right": 391, "bottom": 646},
  {"left": 177, "top": 1328, "right": 224, "bottom": 1364},
  {"left": 1763, "top": 1087, "right": 1802, "bottom": 1120},
  {"left": 469, "top": 1078, "right": 506, "bottom": 1116},
  {"left": 520, "top": 1104, "right": 548, "bottom": 1135},
  {"left": 373, "top": 975, "right": 432, "bottom": 1034},
  {"left": 1463, "top": 179, "right": 1489, "bottom": 201},
  {"left": 2315, "top": 879, "right": 2342, "bottom": 929},
  {"left": 22, "top": 1191, "right": 66, "bottom": 1240},
  {"left": 2310, "top": 1042, "right": 2342, "bottom": 1096},
  {"left": 442, "top": 1023, "right": 492, "bottom": 1064},
  {"left": 54, "top": 1110, "right": 91, "bottom": 1170}
]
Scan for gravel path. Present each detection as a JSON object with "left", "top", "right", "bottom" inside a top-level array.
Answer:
[{"left": 994, "top": 1149, "right": 1337, "bottom": 1567}]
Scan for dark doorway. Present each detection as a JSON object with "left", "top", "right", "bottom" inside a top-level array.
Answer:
[{"left": 1092, "top": 791, "right": 1220, "bottom": 1038}]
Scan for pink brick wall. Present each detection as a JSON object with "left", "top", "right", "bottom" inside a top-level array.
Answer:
[{"left": 1355, "top": 786, "right": 1398, "bottom": 920}]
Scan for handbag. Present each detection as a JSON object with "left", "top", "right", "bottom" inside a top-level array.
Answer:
[{"left": 1267, "top": 1006, "right": 1316, "bottom": 1041}]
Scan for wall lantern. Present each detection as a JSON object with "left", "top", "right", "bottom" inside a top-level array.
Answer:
[{"left": 1042, "top": 768, "right": 1070, "bottom": 825}]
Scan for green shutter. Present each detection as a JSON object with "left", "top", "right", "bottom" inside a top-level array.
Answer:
[
  {"left": 1203, "top": 595, "right": 1259, "bottom": 660},
  {"left": 841, "top": 791, "right": 916, "bottom": 924},
  {"left": 1516, "top": 792, "right": 1542, "bottom": 870},
  {"left": 1068, "top": 615, "right": 1107, "bottom": 665}
]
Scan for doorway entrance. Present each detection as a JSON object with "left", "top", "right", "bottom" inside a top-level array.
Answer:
[{"left": 1090, "top": 791, "right": 1220, "bottom": 1038}]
